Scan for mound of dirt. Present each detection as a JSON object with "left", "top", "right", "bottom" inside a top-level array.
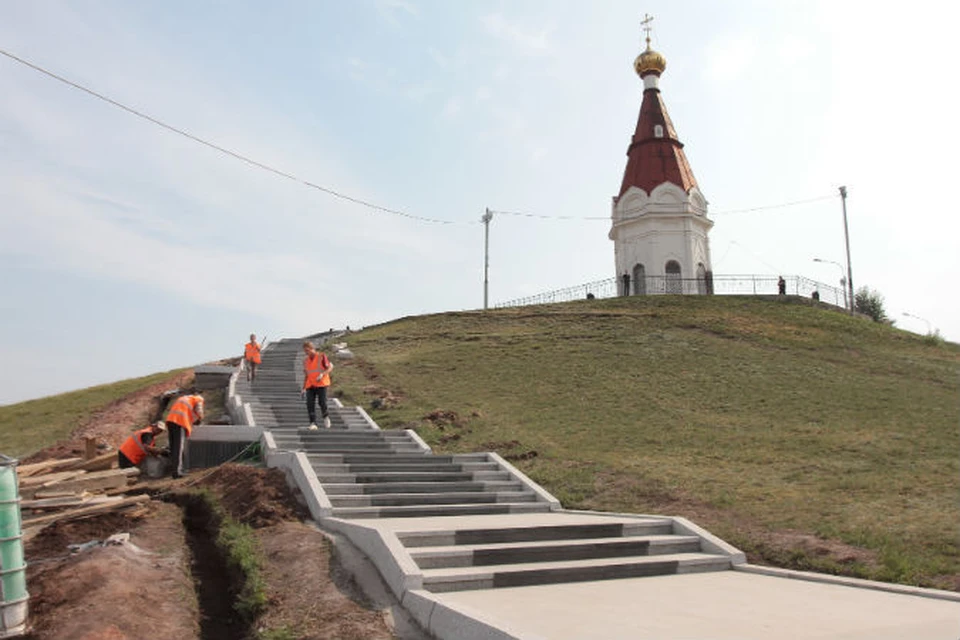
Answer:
[
  {"left": 21, "top": 371, "right": 193, "bottom": 465},
  {"left": 25, "top": 502, "right": 198, "bottom": 640},
  {"left": 255, "top": 521, "right": 395, "bottom": 640},
  {"left": 190, "top": 463, "right": 309, "bottom": 528}
]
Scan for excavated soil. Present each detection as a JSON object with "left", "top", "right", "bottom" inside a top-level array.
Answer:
[
  {"left": 21, "top": 377, "right": 401, "bottom": 640},
  {"left": 25, "top": 501, "right": 199, "bottom": 640},
  {"left": 21, "top": 371, "right": 194, "bottom": 465}
]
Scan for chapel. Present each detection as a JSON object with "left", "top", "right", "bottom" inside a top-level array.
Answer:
[{"left": 609, "top": 17, "right": 714, "bottom": 295}]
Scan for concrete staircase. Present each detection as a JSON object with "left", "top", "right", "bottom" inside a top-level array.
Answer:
[
  {"left": 233, "top": 335, "right": 739, "bottom": 601},
  {"left": 401, "top": 519, "right": 730, "bottom": 592},
  {"left": 236, "top": 337, "right": 553, "bottom": 519}
]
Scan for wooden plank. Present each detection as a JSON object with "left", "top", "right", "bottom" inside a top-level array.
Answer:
[
  {"left": 20, "top": 470, "right": 86, "bottom": 487},
  {"left": 32, "top": 489, "right": 83, "bottom": 500},
  {"left": 72, "top": 452, "right": 117, "bottom": 473},
  {"left": 48, "top": 468, "right": 140, "bottom": 496},
  {"left": 21, "top": 494, "right": 151, "bottom": 527},
  {"left": 16, "top": 457, "right": 84, "bottom": 478},
  {"left": 84, "top": 437, "right": 98, "bottom": 460},
  {"left": 22, "top": 496, "right": 87, "bottom": 509}
]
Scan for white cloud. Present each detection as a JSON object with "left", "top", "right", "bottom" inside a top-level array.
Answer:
[
  {"left": 481, "top": 13, "right": 552, "bottom": 54},
  {"left": 441, "top": 95, "right": 462, "bottom": 119},
  {"left": 377, "top": 0, "right": 419, "bottom": 26},
  {"left": 702, "top": 34, "right": 758, "bottom": 85}
]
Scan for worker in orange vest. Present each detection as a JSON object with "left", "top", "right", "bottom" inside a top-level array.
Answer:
[
  {"left": 164, "top": 391, "right": 204, "bottom": 478},
  {"left": 117, "top": 422, "right": 166, "bottom": 469},
  {"left": 244, "top": 334, "right": 263, "bottom": 382},
  {"left": 301, "top": 341, "right": 333, "bottom": 430}
]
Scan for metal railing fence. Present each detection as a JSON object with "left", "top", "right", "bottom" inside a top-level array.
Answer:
[{"left": 495, "top": 274, "right": 847, "bottom": 309}]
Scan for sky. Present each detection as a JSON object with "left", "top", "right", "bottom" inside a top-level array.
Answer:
[{"left": 2, "top": 1, "right": 958, "bottom": 405}]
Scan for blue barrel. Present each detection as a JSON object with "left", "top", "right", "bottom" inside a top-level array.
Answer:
[{"left": 0, "top": 455, "right": 27, "bottom": 638}]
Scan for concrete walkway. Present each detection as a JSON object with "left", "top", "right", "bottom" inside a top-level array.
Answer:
[
  {"left": 430, "top": 571, "right": 959, "bottom": 640},
  {"left": 219, "top": 336, "right": 960, "bottom": 640}
]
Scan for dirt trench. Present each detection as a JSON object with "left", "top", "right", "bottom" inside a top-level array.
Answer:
[
  {"left": 175, "top": 493, "right": 250, "bottom": 640},
  {"left": 23, "top": 465, "right": 401, "bottom": 640}
]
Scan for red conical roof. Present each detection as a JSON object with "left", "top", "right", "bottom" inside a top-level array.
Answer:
[{"left": 617, "top": 84, "right": 698, "bottom": 200}]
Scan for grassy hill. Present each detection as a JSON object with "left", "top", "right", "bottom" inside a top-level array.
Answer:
[
  {"left": 0, "top": 369, "right": 187, "bottom": 458},
  {"left": 331, "top": 295, "right": 959, "bottom": 590},
  {"left": 1, "top": 295, "right": 955, "bottom": 590}
]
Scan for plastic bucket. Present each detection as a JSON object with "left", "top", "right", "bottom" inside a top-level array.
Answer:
[
  {"left": 143, "top": 456, "right": 169, "bottom": 480},
  {"left": 0, "top": 455, "right": 27, "bottom": 638}
]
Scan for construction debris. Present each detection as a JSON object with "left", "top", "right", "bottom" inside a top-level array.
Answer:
[{"left": 17, "top": 453, "right": 154, "bottom": 541}]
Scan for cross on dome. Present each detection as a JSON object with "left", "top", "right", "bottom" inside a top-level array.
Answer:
[
  {"left": 634, "top": 14, "right": 667, "bottom": 77},
  {"left": 641, "top": 13, "right": 654, "bottom": 48}
]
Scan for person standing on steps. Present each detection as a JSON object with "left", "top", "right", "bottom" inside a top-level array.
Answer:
[
  {"left": 244, "top": 334, "right": 264, "bottom": 383},
  {"left": 301, "top": 340, "right": 333, "bottom": 430},
  {"left": 164, "top": 390, "right": 204, "bottom": 478}
]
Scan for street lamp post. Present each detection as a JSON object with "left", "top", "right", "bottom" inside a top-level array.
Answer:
[
  {"left": 902, "top": 312, "right": 933, "bottom": 335},
  {"left": 813, "top": 258, "right": 848, "bottom": 310},
  {"left": 482, "top": 208, "right": 493, "bottom": 310},
  {"left": 839, "top": 186, "right": 854, "bottom": 315}
]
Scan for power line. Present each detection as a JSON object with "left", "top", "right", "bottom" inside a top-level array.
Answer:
[
  {"left": 711, "top": 194, "right": 837, "bottom": 215},
  {"left": 0, "top": 47, "right": 455, "bottom": 225},
  {"left": 1, "top": 47, "right": 840, "bottom": 226}
]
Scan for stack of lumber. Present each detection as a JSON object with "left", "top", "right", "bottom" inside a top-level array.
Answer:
[{"left": 18, "top": 452, "right": 152, "bottom": 540}]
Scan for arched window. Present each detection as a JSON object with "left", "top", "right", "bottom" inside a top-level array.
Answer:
[
  {"left": 632, "top": 264, "right": 646, "bottom": 295},
  {"left": 665, "top": 260, "right": 682, "bottom": 294},
  {"left": 696, "top": 263, "right": 708, "bottom": 295}
]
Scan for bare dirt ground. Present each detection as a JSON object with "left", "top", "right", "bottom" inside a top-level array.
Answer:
[
  {"left": 21, "top": 371, "right": 194, "bottom": 465},
  {"left": 21, "top": 377, "right": 403, "bottom": 640}
]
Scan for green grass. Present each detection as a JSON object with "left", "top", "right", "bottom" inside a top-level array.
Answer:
[
  {"left": 0, "top": 368, "right": 188, "bottom": 458},
  {"left": 193, "top": 488, "right": 267, "bottom": 621},
  {"left": 331, "top": 295, "right": 960, "bottom": 589}
]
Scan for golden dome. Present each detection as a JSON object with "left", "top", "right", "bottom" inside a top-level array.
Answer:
[{"left": 634, "top": 44, "right": 666, "bottom": 77}]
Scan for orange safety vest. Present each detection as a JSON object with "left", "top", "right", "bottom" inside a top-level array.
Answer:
[
  {"left": 303, "top": 352, "right": 331, "bottom": 389},
  {"left": 119, "top": 427, "right": 156, "bottom": 466},
  {"left": 165, "top": 395, "right": 204, "bottom": 436},
  {"left": 244, "top": 341, "right": 262, "bottom": 364}
]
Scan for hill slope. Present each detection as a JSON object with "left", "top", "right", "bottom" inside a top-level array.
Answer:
[{"left": 331, "top": 295, "right": 959, "bottom": 590}]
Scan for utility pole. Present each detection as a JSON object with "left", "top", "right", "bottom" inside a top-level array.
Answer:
[
  {"left": 482, "top": 208, "right": 493, "bottom": 310},
  {"left": 839, "top": 186, "right": 854, "bottom": 315}
]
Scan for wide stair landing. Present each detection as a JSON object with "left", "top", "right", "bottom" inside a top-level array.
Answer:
[{"left": 236, "top": 336, "right": 736, "bottom": 594}]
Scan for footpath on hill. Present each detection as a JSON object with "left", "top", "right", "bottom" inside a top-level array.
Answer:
[{"left": 20, "top": 372, "right": 401, "bottom": 640}]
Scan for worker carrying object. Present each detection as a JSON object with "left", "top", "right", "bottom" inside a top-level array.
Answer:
[
  {"left": 118, "top": 422, "right": 166, "bottom": 469},
  {"left": 165, "top": 391, "right": 204, "bottom": 479},
  {"left": 301, "top": 341, "right": 333, "bottom": 430},
  {"left": 244, "top": 334, "right": 264, "bottom": 383}
]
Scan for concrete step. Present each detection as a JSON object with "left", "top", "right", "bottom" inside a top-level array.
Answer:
[
  {"left": 409, "top": 534, "right": 702, "bottom": 569},
  {"left": 321, "top": 481, "right": 524, "bottom": 495},
  {"left": 331, "top": 501, "right": 553, "bottom": 519},
  {"left": 328, "top": 491, "right": 538, "bottom": 508},
  {"left": 312, "top": 462, "right": 500, "bottom": 474},
  {"left": 420, "top": 553, "right": 732, "bottom": 592},
  {"left": 301, "top": 445, "right": 425, "bottom": 454},
  {"left": 315, "top": 471, "right": 511, "bottom": 483},
  {"left": 292, "top": 432, "right": 409, "bottom": 441},
  {"left": 302, "top": 445, "right": 425, "bottom": 455},
  {"left": 306, "top": 453, "right": 483, "bottom": 464},
  {"left": 397, "top": 521, "right": 675, "bottom": 547}
]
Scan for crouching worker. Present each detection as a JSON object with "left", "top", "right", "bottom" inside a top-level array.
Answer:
[
  {"left": 118, "top": 422, "right": 166, "bottom": 469},
  {"left": 165, "top": 391, "right": 204, "bottom": 479}
]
